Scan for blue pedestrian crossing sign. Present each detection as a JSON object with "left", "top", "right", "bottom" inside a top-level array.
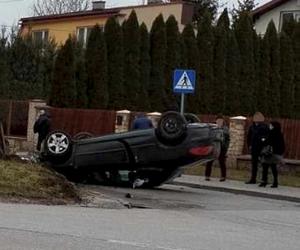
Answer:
[{"left": 173, "top": 70, "right": 196, "bottom": 94}]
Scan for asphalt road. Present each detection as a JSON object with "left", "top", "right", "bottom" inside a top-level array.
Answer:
[{"left": 0, "top": 184, "right": 299, "bottom": 250}]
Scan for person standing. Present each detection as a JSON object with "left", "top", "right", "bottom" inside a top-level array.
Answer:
[
  {"left": 132, "top": 113, "right": 153, "bottom": 130},
  {"left": 259, "top": 121, "right": 285, "bottom": 188},
  {"left": 245, "top": 112, "right": 269, "bottom": 184},
  {"left": 33, "top": 109, "right": 51, "bottom": 151},
  {"left": 205, "top": 115, "right": 230, "bottom": 182}
]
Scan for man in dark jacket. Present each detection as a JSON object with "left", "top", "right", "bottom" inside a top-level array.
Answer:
[
  {"left": 205, "top": 115, "right": 230, "bottom": 182},
  {"left": 132, "top": 114, "right": 153, "bottom": 130},
  {"left": 33, "top": 109, "right": 51, "bottom": 151},
  {"left": 246, "top": 112, "right": 269, "bottom": 184}
]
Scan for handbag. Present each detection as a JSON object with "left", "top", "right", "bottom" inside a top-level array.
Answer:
[{"left": 261, "top": 145, "right": 273, "bottom": 157}]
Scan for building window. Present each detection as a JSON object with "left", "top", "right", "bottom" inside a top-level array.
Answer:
[
  {"left": 280, "top": 11, "right": 300, "bottom": 30},
  {"left": 32, "top": 30, "right": 49, "bottom": 45},
  {"left": 77, "top": 26, "right": 103, "bottom": 47},
  {"left": 282, "top": 12, "right": 294, "bottom": 22}
]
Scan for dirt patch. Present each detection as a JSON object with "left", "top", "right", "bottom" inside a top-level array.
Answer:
[{"left": 0, "top": 160, "right": 81, "bottom": 205}]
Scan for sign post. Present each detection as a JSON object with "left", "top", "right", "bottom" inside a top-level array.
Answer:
[
  {"left": 180, "top": 93, "right": 185, "bottom": 115},
  {"left": 173, "top": 69, "right": 196, "bottom": 115}
]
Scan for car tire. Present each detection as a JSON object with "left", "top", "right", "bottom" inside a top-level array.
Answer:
[
  {"left": 156, "top": 111, "right": 187, "bottom": 145},
  {"left": 44, "top": 130, "right": 73, "bottom": 164},
  {"left": 184, "top": 113, "right": 200, "bottom": 123}
]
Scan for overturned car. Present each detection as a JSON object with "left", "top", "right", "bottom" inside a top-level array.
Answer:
[{"left": 41, "top": 112, "right": 224, "bottom": 187}]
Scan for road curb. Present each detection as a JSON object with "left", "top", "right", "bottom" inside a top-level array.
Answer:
[{"left": 173, "top": 181, "right": 300, "bottom": 203}]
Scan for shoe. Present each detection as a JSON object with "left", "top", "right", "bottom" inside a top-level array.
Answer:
[
  {"left": 258, "top": 183, "right": 267, "bottom": 187},
  {"left": 219, "top": 178, "right": 226, "bottom": 182},
  {"left": 271, "top": 184, "right": 278, "bottom": 188},
  {"left": 245, "top": 180, "right": 256, "bottom": 184},
  {"left": 205, "top": 177, "right": 210, "bottom": 181}
]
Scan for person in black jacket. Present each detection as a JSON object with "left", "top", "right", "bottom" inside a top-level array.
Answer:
[
  {"left": 259, "top": 121, "right": 285, "bottom": 188},
  {"left": 246, "top": 112, "right": 269, "bottom": 184},
  {"left": 33, "top": 109, "right": 51, "bottom": 151}
]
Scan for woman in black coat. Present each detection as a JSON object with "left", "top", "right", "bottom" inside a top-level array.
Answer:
[{"left": 259, "top": 121, "right": 285, "bottom": 188}]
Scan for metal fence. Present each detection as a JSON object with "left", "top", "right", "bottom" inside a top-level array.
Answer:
[
  {"left": 48, "top": 107, "right": 116, "bottom": 137},
  {"left": 0, "top": 100, "right": 29, "bottom": 137},
  {"left": 1, "top": 99, "right": 299, "bottom": 159}
]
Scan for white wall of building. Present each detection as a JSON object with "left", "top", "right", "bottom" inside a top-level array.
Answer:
[{"left": 254, "top": 0, "right": 300, "bottom": 35}]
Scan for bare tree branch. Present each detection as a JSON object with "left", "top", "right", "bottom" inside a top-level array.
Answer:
[{"left": 32, "top": 0, "right": 91, "bottom": 16}]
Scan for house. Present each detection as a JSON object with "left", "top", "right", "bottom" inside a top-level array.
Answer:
[
  {"left": 19, "top": 0, "right": 194, "bottom": 46},
  {"left": 253, "top": 0, "right": 300, "bottom": 35}
]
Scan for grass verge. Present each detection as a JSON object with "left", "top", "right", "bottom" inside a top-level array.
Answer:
[
  {"left": 0, "top": 160, "right": 81, "bottom": 204},
  {"left": 184, "top": 164, "right": 300, "bottom": 188}
]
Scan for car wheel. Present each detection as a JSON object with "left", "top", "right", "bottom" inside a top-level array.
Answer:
[
  {"left": 44, "top": 131, "right": 72, "bottom": 164},
  {"left": 184, "top": 113, "right": 200, "bottom": 123},
  {"left": 73, "top": 132, "right": 94, "bottom": 141},
  {"left": 156, "top": 111, "right": 187, "bottom": 145}
]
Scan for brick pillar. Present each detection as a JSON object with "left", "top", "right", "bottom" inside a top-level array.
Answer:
[
  {"left": 27, "top": 99, "right": 47, "bottom": 151},
  {"left": 227, "top": 116, "right": 247, "bottom": 157},
  {"left": 146, "top": 112, "right": 161, "bottom": 128},
  {"left": 115, "top": 110, "right": 131, "bottom": 133}
]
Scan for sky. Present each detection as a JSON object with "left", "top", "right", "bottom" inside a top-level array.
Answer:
[{"left": 0, "top": 0, "right": 269, "bottom": 27}]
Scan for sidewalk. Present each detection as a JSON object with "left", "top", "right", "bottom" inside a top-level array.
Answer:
[{"left": 172, "top": 175, "right": 300, "bottom": 203}]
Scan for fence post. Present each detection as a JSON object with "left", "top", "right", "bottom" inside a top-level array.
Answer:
[
  {"left": 147, "top": 112, "right": 162, "bottom": 128},
  {"left": 228, "top": 116, "right": 247, "bottom": 158},
  {"left": 6, "top": 100, "right": 12, "bottom": 136},
  {"left": 26, "top": 99, "right": 47, "bottom": 151},
  {"left": 115, "top": 110, "right": 131, "bottom": 133}
]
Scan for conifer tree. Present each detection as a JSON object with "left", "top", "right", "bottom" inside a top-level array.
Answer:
[
  {"left": 234, "top": 12, "right": 255, "bottom": 115},
  {"left": 292, "top": 22, "right": 300, "bottom": 118},
  {"left": 38, "top": 39, "right": 56, "bottom": 99},
  {"left": 212, "top": 9, "right": 229, "bottom": 114},
  {"left": 182, "top": 23, "right": 199, "bottom": 113},
  {"left": 197, "top": 10, "right": 214, "bottom": 114},
  {"left": 279, "top": 31, "right": 294, "bottom": 118},
  {"left": 0, "top": 38, "right": 10, "bottom": 98},
  {"left": 74, "top": 42, "right": 88, "bottom": 108},
  {"left": 165, "top": 15, "right": 181, "bottom": 109},
  {"left": 189, "top": 0, "right": 219, "bottom": 23},
  {"left": 149, "top": 14, "right": 167, "bottom": 111},
  {"left": 123, "top": 11, "right": 140, "bottom": 110},
  {"left": 224, "top": 31, "right": 240, "bottom": 115},
  {"left": 179, "top": 34, "right": 187, "bottom": 69},
  {"left": 257, "top": 35, "right": 269, "bottom": 114},
  {"left": 105, "top": 17, "right": 124, "bottom": 110},
  {"left": 232, "top": 0, "right": 256, "bottom": 24},
  {"left": 138, "top": 23, "right": 151, "bottom": 111},
  {"left": 85, "top": 24, "right": 108, "bottom": 109},
  {"left": 281, "top": 17, "right": 296, "bottom": 37},
  {"left": 9, "top": 36, "right": 43, "bottom": 99},
  {"left": 252, "top": 31, "right": 261, "bottom": 111},
  {"left": 50, "top": 37, "right": 76, "bottom": 108},
  {"left": 265, "top": 21, "right": 281, "bottom": 117}
]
